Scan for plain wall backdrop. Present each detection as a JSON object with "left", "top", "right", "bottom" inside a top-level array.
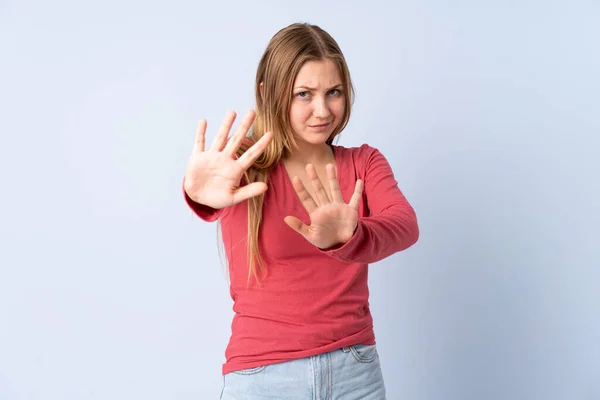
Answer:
[{"left": 1, "top": 1, "right": 598, "bottom": 399}]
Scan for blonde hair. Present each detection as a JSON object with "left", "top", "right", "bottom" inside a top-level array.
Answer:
[{"left": 236, "top": 22, "right": 355, "bottom": 284}]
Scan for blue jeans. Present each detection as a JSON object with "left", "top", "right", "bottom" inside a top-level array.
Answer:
[{"left": 220, "top": 344, "right": 386, "bottom": 399}]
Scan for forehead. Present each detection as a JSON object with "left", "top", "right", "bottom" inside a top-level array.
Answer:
[{"left": 293, "top": 59, "right": 341, "bottom": 86}]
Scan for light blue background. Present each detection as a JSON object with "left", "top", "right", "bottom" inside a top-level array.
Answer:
[{"left": 1, "top": 1, "right": 598, "bottom": 399}]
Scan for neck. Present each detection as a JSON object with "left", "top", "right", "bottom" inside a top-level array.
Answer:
[{"left": 285, "top": 142, "right": 333, "bottom": 166}]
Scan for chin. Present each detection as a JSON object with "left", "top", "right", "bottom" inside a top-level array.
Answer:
[{"left": 297, "top": 133, "right": 331, "bottom": 146}]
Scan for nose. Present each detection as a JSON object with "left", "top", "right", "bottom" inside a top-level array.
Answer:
[{"left": 313, "top": 96, "right": 331, "bottom": 119}]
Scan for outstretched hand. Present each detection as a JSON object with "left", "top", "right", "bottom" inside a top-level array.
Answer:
[
  {"left": 284, "top": 164, "right": 364, "bottom": 249},
  {"left": 184, "top": 110, "right": 273, "bottom": 209}
]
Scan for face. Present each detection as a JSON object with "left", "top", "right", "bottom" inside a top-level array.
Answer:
[{"left": 289, "top": 59, "right": 346, "bottom": 147}]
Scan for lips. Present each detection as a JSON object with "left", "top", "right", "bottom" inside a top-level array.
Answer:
[{"left": 309, "top": 122, "right": 330, "bottom": 128}]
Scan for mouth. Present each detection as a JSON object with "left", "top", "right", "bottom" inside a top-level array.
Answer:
[{"left": 308, "top": 122, "right": 331, "bottom": 128}]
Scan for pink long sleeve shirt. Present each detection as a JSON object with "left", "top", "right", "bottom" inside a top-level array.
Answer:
[{"left": 184, "top": 144, "right": 419, "bottom": 375}]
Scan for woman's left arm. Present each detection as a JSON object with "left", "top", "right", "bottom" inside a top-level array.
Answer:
[{"left": 322, "top": 145, "right": 419, "bottom": 264}]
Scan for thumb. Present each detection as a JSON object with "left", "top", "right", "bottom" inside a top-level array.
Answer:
[
  {"left": 284, "top": 216, "right": 309, "bottom": 237},
  {"left": 231, "top": 182, "right": 268, "bottom": 205}
]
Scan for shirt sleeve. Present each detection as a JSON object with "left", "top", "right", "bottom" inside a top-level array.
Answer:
[
  {"left": 323, "top": 145, "right": 419, "bottom": 264},
  {"left": 182, "top": 179, "right": 224, "bottom": 222}
]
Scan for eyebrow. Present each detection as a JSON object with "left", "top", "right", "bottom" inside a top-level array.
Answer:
[{"left": 294, "top": 83, "right": 343, "bottom": 91}]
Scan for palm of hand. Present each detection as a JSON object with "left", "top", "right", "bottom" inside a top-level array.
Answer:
[
  {"left": 303, "top": 203, "right": 359, "bottom": 249},
  {"left": 189, "top": 154, "right": 245, "bottom": 207},
  {"left": 284, "top": 164, "right": 364, "bottom": 250}
]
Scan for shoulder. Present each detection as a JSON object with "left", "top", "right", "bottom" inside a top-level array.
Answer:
[{"left": 333, "top": 143, "right": 389, "bottom": 169}]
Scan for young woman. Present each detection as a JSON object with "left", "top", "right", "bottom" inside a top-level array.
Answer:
[{"left": 183, "top": 22, "right": 419, "bottom": 399}]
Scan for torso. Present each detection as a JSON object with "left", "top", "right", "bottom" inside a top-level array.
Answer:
[{"left": 197, "top": 144, "right": 393, "bottom": 374}]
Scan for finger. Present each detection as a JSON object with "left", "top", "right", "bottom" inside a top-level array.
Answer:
[
  {"left": 284, "top": 215, "right": 310, "bottom": 237},
  {"left": 231, "top": 182, "right": 268, "bottom": 205},
  {"left": 326, "top": 164, "right": 344, "bottom": 203},
  {"left": 193, "top": 119, "right": 207, "bottom": 153},
  {"left": 224, "top": 110, "right": 255, "bottom": 156},
  {"left": 210, "top": 111, "right": 236, "bottom": 151},
  {"left": 348, "top": 179, "right": 364, "bottom": 210},
  {"left": 306, "top": 164, "right": 330, "bottom": 206},
  {"left": 291, "top": 176, "right": 318, "bottom": 213},
  {"left": 236, "top": 131, "right": 273, "bottom": 170}
]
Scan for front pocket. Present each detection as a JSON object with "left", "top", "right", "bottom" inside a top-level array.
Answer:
[
  {"left": 231, "top": 365, "right": 267, "bottom": 375},
  {"left": 349, "top": 344, "right": 378, "bottom": 363}
]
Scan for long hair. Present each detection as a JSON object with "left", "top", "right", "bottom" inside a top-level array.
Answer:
[{"left": 237, "top": 22, "right": 355, "bottom": 284}]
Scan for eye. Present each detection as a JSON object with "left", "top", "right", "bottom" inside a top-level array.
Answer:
[
  {"left": 296, "top": 91, "right": 309, "bottom": 98},
  {"left": 328, "top": 88, "right": 342, "bottom": 96}
]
